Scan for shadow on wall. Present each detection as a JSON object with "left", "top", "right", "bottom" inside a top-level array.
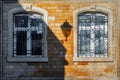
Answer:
[
  {"left": 27, "top": 25, "right": 68, "bottom": 78},
  {"left": 26, "top": 20, "right": 68, "bottom": 78},
  {"left": 2, "top": 0, "right": 68, "bottom": 79}
]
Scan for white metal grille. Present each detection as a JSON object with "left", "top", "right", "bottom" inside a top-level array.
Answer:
[{"left": 78, "top": 12, "right": 108, "bottom": 57}]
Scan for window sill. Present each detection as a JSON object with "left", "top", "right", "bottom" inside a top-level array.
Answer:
[
  {"left": 7, "top": 57, "right": 48, "bottom": 62},
  {"left": 73, "top": 57, "right": 113, "bottom": 62}
]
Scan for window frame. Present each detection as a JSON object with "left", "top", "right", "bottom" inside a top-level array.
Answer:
[
  {"left": 8, "top": 6, "right": 48, "bottom": 62},
  {"left": 73, "top": 6, "right": 113, "bottom": 61}
]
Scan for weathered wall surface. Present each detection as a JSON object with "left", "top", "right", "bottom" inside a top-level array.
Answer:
[
  {"left": 1, "top": 0, "right": 120, "bottom": 80},
  {"left": 0, "top": 0, "right": 2, "bottom": 79}
]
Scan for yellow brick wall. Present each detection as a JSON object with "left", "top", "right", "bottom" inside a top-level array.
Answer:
[{"left": 19, "top": 0, "right": 119, "bottom": 79}]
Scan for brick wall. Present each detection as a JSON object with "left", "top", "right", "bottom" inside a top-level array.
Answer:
[{"left": 1, "top": 0, "right": 120, "bottom": 80}]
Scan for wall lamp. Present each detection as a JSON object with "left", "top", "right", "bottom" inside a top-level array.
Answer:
[{"left": 61, "top": 20, "right": 72, "bottom": 41}]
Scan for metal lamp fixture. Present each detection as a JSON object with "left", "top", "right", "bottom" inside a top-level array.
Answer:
[{"left": 61, "top": 20, "right": 72, "bottom": 41}]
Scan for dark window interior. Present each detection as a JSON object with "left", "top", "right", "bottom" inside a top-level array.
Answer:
[
  {"left": 31, "top": 31, "right": 42, "bottom": 55},
  {"left": 16, "top": 31, "right": 27, "bottom": 55},
  {"left": 15, "top": 16, "right": 28, "bottom": 27}
]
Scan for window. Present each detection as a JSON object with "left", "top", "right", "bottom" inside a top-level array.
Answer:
[
  {"left": 8, "top": 6, "right": 48, "bottom": 62},
  {"left": 78, "top": 12, "right": 108, "bottom": 57},
  {"left": 73, "top": 6, "right": 113, "bottom": 61}
]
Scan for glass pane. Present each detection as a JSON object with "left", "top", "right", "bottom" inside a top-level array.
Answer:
[
  {"left": 94, "top": 30, "right": 104, "bottom": 54},
  {"left": 95, "top": 16, "right": 106, "bottom": 25},
  {"left": 31, "top": 19, "right": 41, "bottom": 26},
  {"left": 31, "top": 31, "right": 42, "bottom": 55},
  {"left": 15, "top": 16, "right": 28, "bottom": 27},
  {"left": 78, "top": 14, "right": 91, "bottom": 27},
  {"left": 79, "top": 30, "right": 90, "bottom": 54},
  {"left": 16, "top": 31, "right": 27, "bottom": 55}
]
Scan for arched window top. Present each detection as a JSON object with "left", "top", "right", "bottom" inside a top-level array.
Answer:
[
  {"left": 73, "top": 6, "right": 113, "bottom": 61},
  {"left": 14, "top": 11, "right": 44, "bottom": 16},
  {"left": 78, "top": 12, "right": 108, "bottom": 26},
  {"left": 78, "top": 12, "right": 108, "bottom": 18},
  {"left": 14, "top": 13, "right": 43, "bottom": 20},
  {"left": 73, "top": 6, "right": 112, "bottom": 15},
  {"left": 8, "top": 6, "right": 48, "bottom": 24},
  {"left": 73, "top": 6, "right": 113, "bottom": 28},
  {"left": 8, "top": 5, "right": 48, "bottom": 62}
]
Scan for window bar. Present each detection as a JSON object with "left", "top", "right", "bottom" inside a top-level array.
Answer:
[
  {"left": 100, "top": 17, "right": 104, "bottom": 56},
  {"left": 27, "top": 18, "right": 31, "bottom": 56},
  {"left": 88, "top": 19, "right": 91, "bottom": 56},
  {"left": 90, "top": 14, "right": 95, "bottom": 57},
  {"left": 85, "top": 19, "right": 87, "bottom": 56},
  {"left": 79, "top": 22, "right": 81, "bottom": 57},
  {"left": 13, "top": 31, "right": 16, "bottom": 56},
  {"left": 102, "top": 19, "right": 105, "bottom": 57},
  {"left": 83, "top": 29, "right": 85, "bottom": 56},
  {"left": 99, "top": 21, "right": 101, "bottom": 55},
  {"left": 104, "top": 18, "right": 108, "bottom": 57},
  {"left": 95, "top": 15, "right": 101, "bottom": 57},
  {"left": 101, "top": 23, "right": 103, "bottom": 56},
  {"left": 13, "top": 16, "right": 16, "bottom": 56},
  {"left": 101, "top": 22, "right": 103, "bottom": 55},
  {"left": 102, "top": 23, "right": 105, "bottom": 55},
  {"left": 87, "top": 19, "right": 90, "bottom": 54},
  {"left": 88, "top": 30, "right": 90, "bottom": 56},
  {"left": 78, "top": 17, "right": 80, "bottom": 57},
  {"left": 88, "top": 16, "right": 91, "bottom": 57},
  {"left": 40, "top": 22, "right": 43, "bottom": 56},
  {"left": 41, "top": 33, "right": 43, "bottom": 56},
  {"left": 82, "top": 18, "right": 85, "bottom": 56},
  {"left": 81, "top": 21, "right": 83, "bottom": 55},
  {"left": 85, "top": 19, "right": 90, "bottom": 56},
  {"left": 94, "top": 18, "right": 96, "bottom": 57}
]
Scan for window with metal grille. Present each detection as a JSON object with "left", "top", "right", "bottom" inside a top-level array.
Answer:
[
  {"left": 78, "top": 12, "right": 108, "bottom": 57},
  {"left": 13, "top": 13, "right": 44, "bottom": 57}
]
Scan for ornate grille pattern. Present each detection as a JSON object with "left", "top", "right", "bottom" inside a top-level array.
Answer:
[
  {"left": 78, "top": 12, "right": 108, "bottom": 57},
  {"left": 13, "top": 14, "right": 43, "bottom": 57}
]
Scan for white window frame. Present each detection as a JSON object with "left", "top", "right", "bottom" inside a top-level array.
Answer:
[
  {"left": 8, "top": 5, "right": 48, "bottom": 62},
  {"left": 73, "top": 6, "right": 113, "bottom": 61}
]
